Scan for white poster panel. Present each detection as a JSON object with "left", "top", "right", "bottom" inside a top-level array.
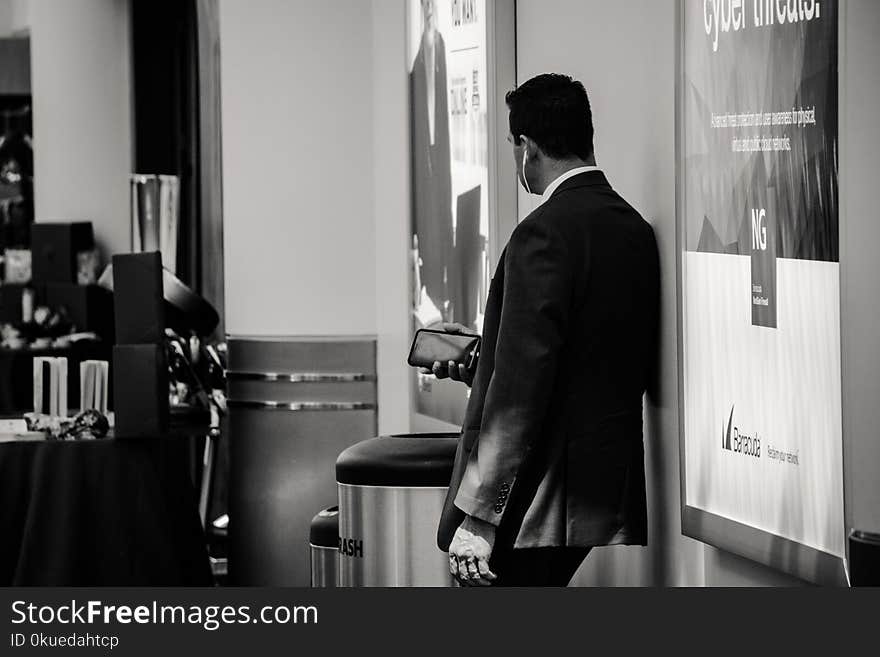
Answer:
[{"left": 681, "top": 0, "right": 844, "bottom": 558}]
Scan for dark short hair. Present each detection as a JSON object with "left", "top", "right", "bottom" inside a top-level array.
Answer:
[{"left": 505, "top": 74, "right": 594, "bottom": 160}]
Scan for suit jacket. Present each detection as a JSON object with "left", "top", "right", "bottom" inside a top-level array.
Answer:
[
  {"left": 410, "top": 33, "right": 453, "bottom": 310},
  {"left": 437, "top": 171, "right": 660, "bottom": 551}
]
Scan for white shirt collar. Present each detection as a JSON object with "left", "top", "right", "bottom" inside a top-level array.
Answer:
[{"left": 540, "top": 166, "right": 601, "bottom": 204}]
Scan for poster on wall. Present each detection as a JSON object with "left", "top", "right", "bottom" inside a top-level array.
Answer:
[
  {"left": 681, "top": 0, "right": 844, "bottom": 569},
  {"left": 407, "top": 0, "right": 489, "bottom": 425}
]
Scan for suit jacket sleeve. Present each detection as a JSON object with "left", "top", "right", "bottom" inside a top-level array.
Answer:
[{"left": 453, "top": 215, "right": 575, "bottom": 526}]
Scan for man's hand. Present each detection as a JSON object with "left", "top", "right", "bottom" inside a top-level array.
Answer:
[
  {"left": 448, "top": 515, "right": 497, "bottom": 586},
  {"left": 418, "top": 322, "right": 477, "bottom": 387}
]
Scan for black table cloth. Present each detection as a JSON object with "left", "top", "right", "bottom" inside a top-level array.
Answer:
[{"left": 0, "top": 436, "right": 213, "bottom": 585}]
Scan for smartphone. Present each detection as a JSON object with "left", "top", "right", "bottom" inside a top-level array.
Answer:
[{"left": 407, "top": 328, "right": 481, "bottom": 371}]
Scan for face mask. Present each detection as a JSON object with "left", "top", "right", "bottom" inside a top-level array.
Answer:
[{"left": 521, "top": 142, "right": 532, "bottom": 195}]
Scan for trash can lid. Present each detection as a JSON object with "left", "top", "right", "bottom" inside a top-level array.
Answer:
[
  {"left": 336, "top": 433, "right": 460, "bottom": 486},
  {"left": 851, "top": 530, "right": 880, "bottom": 546},
  {"left": 309, "top": 506, "right": 339, "bottom": 548}
]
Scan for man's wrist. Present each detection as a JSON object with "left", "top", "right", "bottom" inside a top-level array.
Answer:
[{"left": 461, "top": 515, "right": 496, "bottom": 542}]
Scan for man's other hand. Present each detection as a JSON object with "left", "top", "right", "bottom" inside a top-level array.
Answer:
[
  {"left": 448, "top": 515, "right": 497, "bottom": 586},
  {"left": 417, "top": 323, "right": 477, "bottom": 387}
]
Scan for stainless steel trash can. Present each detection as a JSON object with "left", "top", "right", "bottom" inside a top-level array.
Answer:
[
  {"left": 309, "top": 506, "right": 339, "bottom": 587},
  {"left": 336, "top": 433, "right": 459, "bottom": 587}
]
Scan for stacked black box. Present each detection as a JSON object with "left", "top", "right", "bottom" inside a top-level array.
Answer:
[
  {"left": 29, "top": 221, "right": 113, "bottom": 339},
  {"left": 112, "top": 343, "right": 168, "bottom": 437},
  {"left": 111, "top": 252, "right": 169, "bottom": 437},
  {"left": 112, "top": 251, "right": 165, "bottom": 344},
  {"left": 31, "top": 222, "right": 94, "bottom": 284}
]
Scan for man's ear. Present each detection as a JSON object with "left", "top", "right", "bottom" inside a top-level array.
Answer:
[{"left": 519, "top": 135, "right": 537, "bottom": 159}]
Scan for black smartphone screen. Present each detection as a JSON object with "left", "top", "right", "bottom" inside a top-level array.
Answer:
[{"left": 407, "top": 329, "right": 481, "bottom": 370}]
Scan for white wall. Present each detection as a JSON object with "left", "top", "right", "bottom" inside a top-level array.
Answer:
[
  {"left": 29, "top": 0, "right": 132, "bottom": 257},
  {"left": 840, "top": 0, "right": 880, "bottom": 537},
  {"left": 218, "top": 0, "right": 416, "bottom": 431},
  {"left": 0, "top": 0, "right": 30, "bottom": 36},
  {"left": 371, "top": 0, "right": 414, "bottom": 435},
  {"left": 219, "top": 0, "right": 377, "bottom": 337}
]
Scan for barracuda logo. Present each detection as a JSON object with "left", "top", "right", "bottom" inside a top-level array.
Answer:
[
  {"left": 722, "top": 406, "right": 734, "bottom": 450},
  {"left": 721, "top": 405, "right": 761, "bottom": 458}
]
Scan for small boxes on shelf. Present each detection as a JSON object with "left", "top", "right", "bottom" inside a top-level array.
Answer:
[
  {"left": 31, "top": 222, "right": 96, "bottom": 285},
  {"left": 80, "top": 360, "right": 109, "bottom": 414},
  {"left": 3, "top": 248, "right": 32, "bottom": 283},
  {"left": 33, "top": 356, "right": 68, "bottom": 417}
]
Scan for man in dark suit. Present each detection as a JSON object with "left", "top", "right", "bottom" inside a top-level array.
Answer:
[
  {"left": 410, "top": 0, "right": 453, "bottom": 321},
  {"left": 428, "top": 74, "right": 660, "bottom": 586}
]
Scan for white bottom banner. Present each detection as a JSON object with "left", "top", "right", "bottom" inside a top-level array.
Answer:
[{"left": 683, "top": 251, "right": 845, "bottom": 557}]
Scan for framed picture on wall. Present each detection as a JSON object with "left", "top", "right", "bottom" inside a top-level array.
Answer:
[
  {"left": 406, "top": 0, "right": 516, "bottom": 427},
  {"left": 677, "top": 0, "right": 847, "bottom": 584}
]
